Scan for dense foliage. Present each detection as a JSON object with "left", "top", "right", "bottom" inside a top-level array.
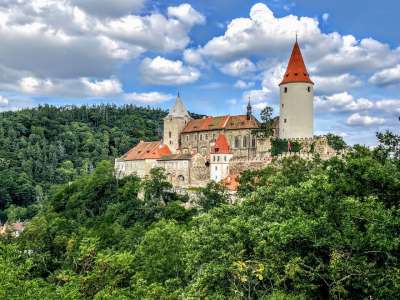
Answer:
[
  {"left": 1, "top": 128, "right": 399, "bottom": 299},
  {"left": 0, "top": 105, "right": 167, "bottom": 220},
  {"left": 271, "top": 138, "right": 302, "bottom": 156}
]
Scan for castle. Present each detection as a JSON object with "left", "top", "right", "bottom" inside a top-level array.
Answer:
[{"left": 115, "top": 41, "right": 336, "bottom": 189}]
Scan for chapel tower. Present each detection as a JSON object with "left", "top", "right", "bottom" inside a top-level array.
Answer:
[
  {"left": 279, "top": 41, "right": 314, "bottom": 139},
  {"left": 163, "top": 94, "right": 191, "bottom": 153}
]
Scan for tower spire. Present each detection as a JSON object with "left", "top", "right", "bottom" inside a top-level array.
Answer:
[
  {"left": 247, "top": 96, "right": 252, "bottom": 120},
  {"left": 280, "top": 40, "right": 313, "bottom": 86}
]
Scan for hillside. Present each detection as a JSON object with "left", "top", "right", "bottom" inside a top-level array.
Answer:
[{"left": 0, "top": 105, "right": 167, "bottom": 219}]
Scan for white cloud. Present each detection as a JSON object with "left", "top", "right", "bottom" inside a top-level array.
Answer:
[
  {"left": 243, "top": 88, "right": 271, "bottom": 103},
  {"left": 71, "top": 0, "right": 145, "bottom": 17},
  {"left": 313, "top": 74, "right": 362, "bottom": 94},
  {"left": 183, "top": 48, "right": 205, "bottom": 66},
  {"left": 375, "top": 99, "right": 400, "bottom": 113},
  {"left": 253, "top": 102, "right": 267, "bottom": 110},
  {"left": 124, "top": 92, "right": 174, "bottom": 103},
  {"left": 0, "top": 0, "right": 203, "bottom": 95},
  {"left": 346, "top": 113, "right": 385, "bottom": 126},
  {"left": 0, "top": 95, "right": 9, "bottom": 106},
  {"left": 140, "top": 56, "right": 200, "bottom": 85},
  {"left": 167, "top": 3, "right": 205, "bottom": 26},
  {"left": 315, "top": 92, "right": 374, "bottom": 112},
  {"left": 322, "top": 13, "right": 329, "bottom": 23},
  {"left": 220, "top": 58, "right": 256, "bottom": 76},
  {"left": 234, "top": 80, "right": 255, "bottom": 89},
  {"left": 81, "top": 78, "right": 122, "bottom": 97},
  {"left": 369, "top": 64, "right": 400, "bottom": 86}
]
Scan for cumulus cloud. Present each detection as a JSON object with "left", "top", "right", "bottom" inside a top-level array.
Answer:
[
  {"left": 167, "top": 3, "right": 206, "bottom": 26},
  {"left": 0, "top": 0, "right": 204, "bottom": 96},
  {"left": 375, "top": 99, "right": 400, "bottom": 113},
  {"left": 346, "top": 113, "right": 385, "bottom": 126},
  {"left": 253, "top": 102, "right": 268, "bottom": 110},
  {"left": 369, "top": 64, "right": 400, "bottom": 86},
  {"left": 220, "top": 58, "right": 256, "bottom": 76},
  {"left": 242, "top": 88, "right": 271, "bottom": 103},
  {"left": 313, "top": 74, "right": 362, "bottom": 94},
  {"left": 71, "top": 0, "right": 145, "bottom": 17},
  {"left": 140, "top": 56, "right": 200, "bottom": 85},
  {"left": 124, "top": 92, "right": 174, "bottom": 103},
  {"left": 315, "top": 92, "right": 374, "bottom": 112},
  {"left": 234, "top": 80, "right": 255, "bottom": 89},
  {"left": 81, "top": 78, "right": 122, "bottom": 97}
]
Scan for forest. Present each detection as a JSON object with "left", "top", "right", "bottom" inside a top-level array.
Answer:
[{"left": 0, "top": 106, "right": 399, "bottom": 299}]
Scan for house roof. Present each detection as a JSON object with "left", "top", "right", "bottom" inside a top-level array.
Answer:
[
  {"left": 121, "top": 141, "right": 171, "bottom": 161},
  {"left": 212, "top": 134, "right": 231, "bottom": 154},
  {"left": 280, "top": 41, "right": 313, "bottom": 85},
  {"left": 182, "top": 115, "right": 259, "bottom": 133},
  {"left": 222, "top": 174, "right": 239, "bottom": 191},
  {"left": 158, "top": 154, "right": 193, "bottom": 161}
]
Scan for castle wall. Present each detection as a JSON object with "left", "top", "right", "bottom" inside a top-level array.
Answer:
[
  {"left": 115, "top": 159, "right": 158, "bottom": 178},
  {"left": 157, "top": 159, "right": 191, "bottom": 187}
]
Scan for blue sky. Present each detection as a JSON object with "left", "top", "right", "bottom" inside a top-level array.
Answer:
[{"left": 0, "top": 0, "right": 399, "bottom": 145}]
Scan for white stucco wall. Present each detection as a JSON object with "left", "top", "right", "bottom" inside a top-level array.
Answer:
[
  {"left": 279, "top": 82, "right": 314, "bottom": 139},
  {"left": 210, "top": 153, "right": 233, "bottom": 182}
]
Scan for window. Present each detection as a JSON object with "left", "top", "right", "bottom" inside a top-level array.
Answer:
[
  {"left": 284, "top": 87, "right": 288, "bottom": 93},
  {"left": 282, "top": 104, "right": 284, "bottom": 108},
  {"left": 252, "top": 136, "right": 256, "bottom": 148},
  {"left": 213, "top": 156, "right": 216, "bottom": 162},
  {"left": 307, "top": 86, "right": 311, "bottom": 92},
  {"left": 186, "top": 135, "right": 189, "bottom": 141},
  {"left": 170, "top": 140, "right": 173, "bottom": 145},
  {"left": 200, "top": 134, "right": 202, "bottom": 141},
  {"left": 205, "top": 133, "right": 208, "bottom": 140},
  {"left": 234, "top": 136, "right": 241, "bottom": 148},
  {"left": 224, "top": 156, "right": 227, "bottom": 162},
  {"left": 215, "top": 166, "right": 218, "bottom": 171},
  {"left": 217, "top": 156, "right": 220, "bottom": 162},
  {"left": 169, "top": 131, "right": 172, "bottom": 138},
  {"left": 243, "top": 136, "right": 248, "bottom": 148},
  {"left": 284, "top": 119, "right": 287, "bottom": 123}
]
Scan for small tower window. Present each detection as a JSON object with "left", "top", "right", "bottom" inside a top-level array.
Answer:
[
  {"left": 186, "top": 135, "right": 189, "bottom": 142},
  {"left": 282, "top": 104, "right": 284, "bottom": 108},
  {"left": 284, "top": 119, "right": 287, "bottom": 123},
  {"left": 284, "top": 87, "right": 288, "bottom": 93},
  {"left": 307, "top": 86, "right": 311, "bottom": 92},
  {"left": 169, "top": 131, "right": 172, "bottom": 138}
]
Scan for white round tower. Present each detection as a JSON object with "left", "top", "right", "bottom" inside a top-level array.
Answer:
[{"left": 279, "top": 41, "right": 314, "bottom": 139}]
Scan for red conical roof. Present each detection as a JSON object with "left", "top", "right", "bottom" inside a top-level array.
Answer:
[
  {"left": 280, "top": 41, "right": 313, "bottom": 85},
  {"left": 212, "top": 134, "right": 231, "bottom": 154}
]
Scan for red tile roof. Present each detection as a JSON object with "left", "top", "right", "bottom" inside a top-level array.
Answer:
[
  {"left": 122, "top": 141, "right": 171, "bottom": 161},
  {"left": 222, "top": 174, "right": 239, "bottom": 191},
  {"left": 212, "top": 134, "right": 231, "bottom": 154},
  {"left": 182, "top": 115, "right": 259, "bottom": 133},
  {"left": 280, "top": 41, "right": 313, "bottom": 85}
]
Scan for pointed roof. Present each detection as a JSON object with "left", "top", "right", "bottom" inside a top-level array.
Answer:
[
  {"left": 167, "top": 94, "right": 190, "bottom": 118},
  {"left": 280, "top": 41, "right": 313, "bottom": 85},
  {"left": 212, "top": 133, "right": 231, "bottom": 154}
]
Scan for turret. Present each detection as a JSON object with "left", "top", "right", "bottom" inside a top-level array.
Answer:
[
  {"left": 279, "top": 41, "right": 314, "bottom": 139},
  {"left": 247, "top": 99, "right": 252, "bottom": 120},
  {"left": 163, "top": 94, "right": 191, "bottom": 153}
]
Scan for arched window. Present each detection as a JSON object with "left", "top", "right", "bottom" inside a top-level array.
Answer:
[
  {"left": 234, "top": 136, "right": 241, "bottom": 148},
  {"left": 243, "top": 136, "right": 248, "bottom": 148},
  {"left": 284, "top": 87, "right": 288, "bottom": 93},
  {"left": 177, "top": 175, "right": 185, "bottom": 182},
  {"left": 252, "top": 136, "right": 256, "bottom": 148}
]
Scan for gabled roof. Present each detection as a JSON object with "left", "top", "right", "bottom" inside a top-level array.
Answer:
[
  {"left": 167, "top": 94, "right": 190, "bottom": 118},
  {"left": 121, "top": 141, "right": 171, "bottom": 161},
  {"left": 212, "top": 134, "right": 231, "bottom": 154},
  {"left": 181, "top": 115, "right": 259, "bottom": 133},
  {"left": 280, "top": 41, "right": 313, "bottom": 85}
]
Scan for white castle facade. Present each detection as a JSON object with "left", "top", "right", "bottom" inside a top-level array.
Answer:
[{"left": 115, "top": 41, "right": 336, "bottom": 190}]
